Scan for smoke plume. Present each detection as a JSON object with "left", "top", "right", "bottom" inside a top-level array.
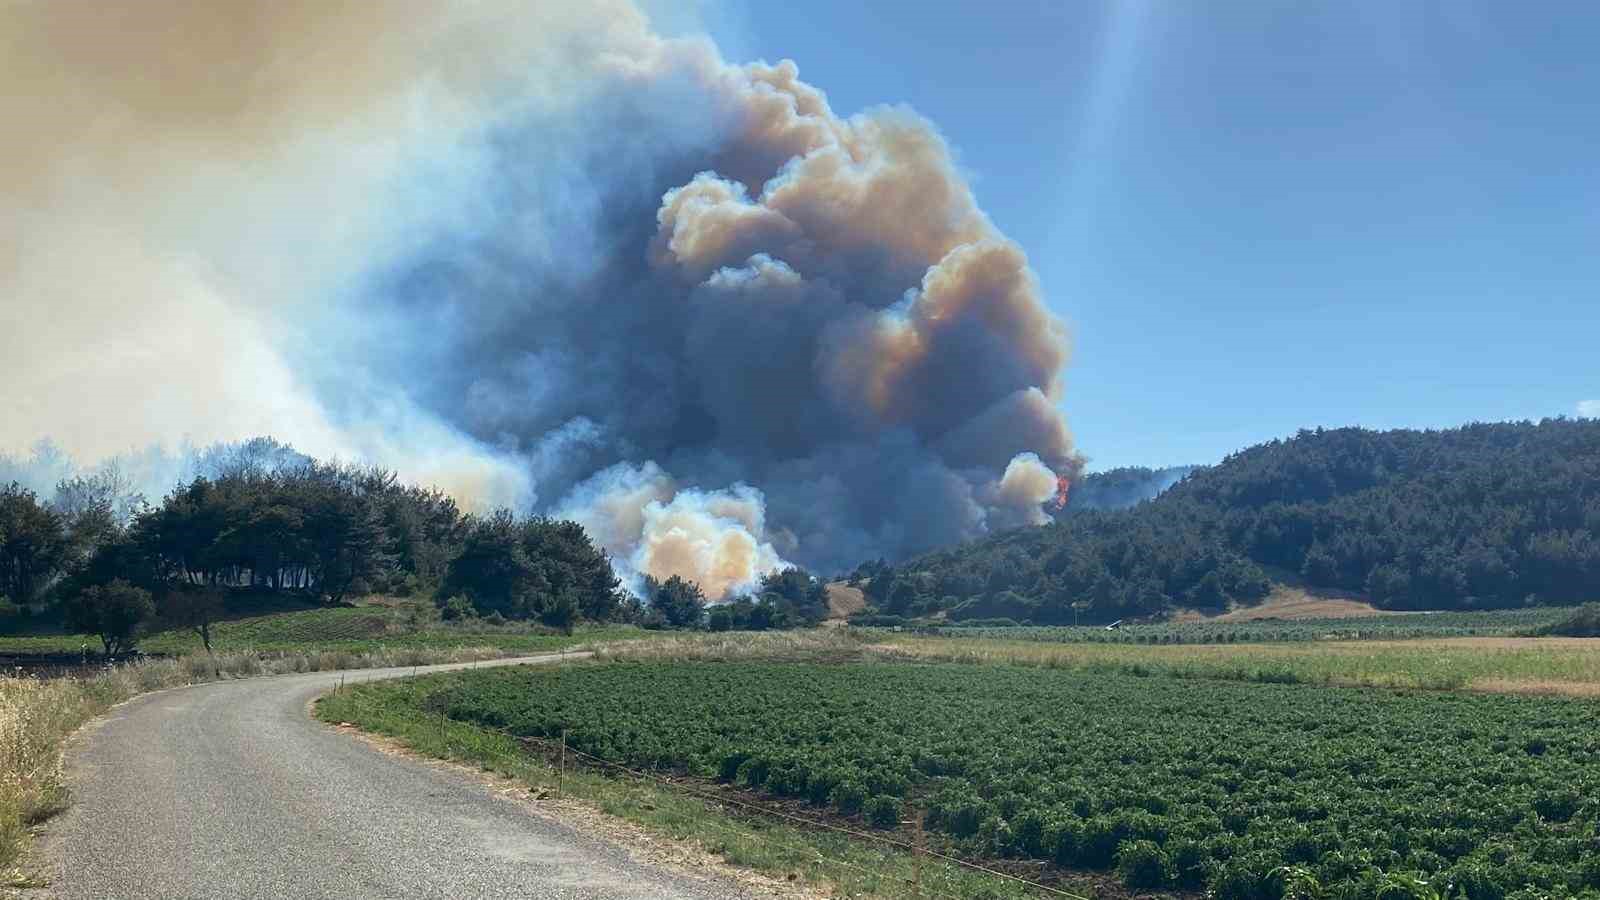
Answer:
[{"left": 2, "top": 1, "right": 1079, "bottom": 595}]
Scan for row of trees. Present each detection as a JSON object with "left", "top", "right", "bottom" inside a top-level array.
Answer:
[
  {"left": 861, "top": 419, "right": 1600, "bottom": 621},
  {"left": 645, "top": 566, "right": 831, "bottom": 632},
  {"left": 2, "top": 439, "right": 832, "bottom": 650}
]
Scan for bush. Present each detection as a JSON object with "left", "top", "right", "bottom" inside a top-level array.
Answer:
[
  {"left": 864, "top": 795, "right": 901, "bottom": 829},
  {"left": 1116, "top": 839, "right": 1171, "bottom": 889},
  {"left": 1168, "top": 837, "right": 1209, "bottom": 889},
  {"left": 847, "top": 614, "right": 908, "bottom": 628},
  {"left": 830, "top": 781, "right": 866, "bottom": 816},
  {"left": 440, "top": 595, "right": 477, "bottom": 621},
  {"left": 1043, "top": 816, "right": 1083, "bottom": 866}
]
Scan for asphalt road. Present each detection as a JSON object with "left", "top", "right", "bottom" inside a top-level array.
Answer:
[{"left": 39, "top": 654, "right": 753, "bottom": 899}]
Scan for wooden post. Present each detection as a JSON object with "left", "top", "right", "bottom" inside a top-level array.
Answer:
[
  {"left": 559, "top": 729, "right": 568, "bottom": 798},
  {"left": 912, "top": 811, "right": 924, "bottom": 896}
]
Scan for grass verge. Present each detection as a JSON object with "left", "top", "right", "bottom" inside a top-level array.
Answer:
[
  {"left": 0, "top": 597, "right": 647, "bottom": 658},
  {"left": 316, "top": 671, "right": 1093, "bottom": 900}
]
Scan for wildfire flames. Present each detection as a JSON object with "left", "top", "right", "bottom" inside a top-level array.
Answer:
[{"left": 1053, "top": 476, "right": 1072, "bottom": 511}]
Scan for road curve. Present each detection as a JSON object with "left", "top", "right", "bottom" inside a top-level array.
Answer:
[{"left": 39, "top": 654, "right": 752, "bottom": 899}]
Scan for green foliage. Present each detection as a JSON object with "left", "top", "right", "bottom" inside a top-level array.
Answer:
[
  {"left": 707, "top": 569, "right": 830, "bottom": 632},
  {"left": 874, "top": 420, "right": 1600, "bottom": 619},
  {"left": 433, "top": 661, "right": 1600, "bottom": 899},
  {"left": 1531, "top": 603, "right": 1600, "bottom": 637},
  {"left": 648, "top": 575, "right": 706, "bottom": 629},
  {"left": 437, "top": 511, "right": 621, "bottom": 626},
  {"left": 864, "top": 794, "right": 901, "bottom": 829},
  {"left": 6, "top": 448, "right": 632, "bottom": 641},
  {"left": 0, "top": 483, "right": 69, "bottom": 603},
  {"left": 1115, "top": 839, "right": 1170, "bottom": 889},
  {"left": 63, "top": 578, "right": 153, "bottom": 654},
  {"left": 157, "top": 585, "right": 224, "bottom": 652}
]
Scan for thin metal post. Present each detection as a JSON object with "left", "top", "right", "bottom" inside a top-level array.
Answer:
[{"left": 560, "top": 729, "right": 568, "bottom": 798}]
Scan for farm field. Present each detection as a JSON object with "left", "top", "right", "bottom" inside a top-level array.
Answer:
[
  {"left": 352, "top": 659, "right": 1600, "bottom": 898},
  {"left": 926, "top": 607, "right": 1569, "bottom": 645},
  {"left": 870, "top": 633, "right": 1600, "bottom": 694}
]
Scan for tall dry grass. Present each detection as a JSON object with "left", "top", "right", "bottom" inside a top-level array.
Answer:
[{"left": 588, "top": 628, "right": 866, "bottom": 663}]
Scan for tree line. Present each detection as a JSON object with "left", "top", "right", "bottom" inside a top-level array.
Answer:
[
  {"left": 0, "top": 440, "right": 829, "bottom": 652},
  {"left": 856, "top": 419, "right": 1600, "bottom": 623}
]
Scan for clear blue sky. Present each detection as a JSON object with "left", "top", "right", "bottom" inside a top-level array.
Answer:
[{"left": 689, "top": 1, "right": 1598, "bottom": 471}]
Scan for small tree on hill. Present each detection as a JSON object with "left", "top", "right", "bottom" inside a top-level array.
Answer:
[{"left": 65, "top": 579, "right": 154, "bottom": 656}]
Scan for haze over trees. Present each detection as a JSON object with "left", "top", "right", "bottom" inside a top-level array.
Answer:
[
  {"left": 863, "top": 419, "right": 1600, "bottom": 623},
  {"left": 0, "top": 438, "right": 835, "bottom": 650}
]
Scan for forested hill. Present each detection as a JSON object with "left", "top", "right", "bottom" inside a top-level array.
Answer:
[
  {"left": 1058, "top": 465, "right": 1199, "bottom": 512},
  {"left": 855, "top": 419, "right": 1600, "bottom": 622}
]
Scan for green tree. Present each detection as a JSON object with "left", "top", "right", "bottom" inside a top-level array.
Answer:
[
  {"left": 0, "top": 483, "right": 69, "bottom": 603},
  {"left": 159, "top": 586, "right": 225, "bottom": 654},
  {"left": 64, "top": 579, "right": 154, "bottom": 655},
  {"left": 537, "top": 590, "right": 579, "bottom": 634},
  {"left": 651, "top": 575, "right": 706, "bottom": 629}
]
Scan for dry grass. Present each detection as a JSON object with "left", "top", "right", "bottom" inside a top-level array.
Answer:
[
  {"left": 1170, "top": 585, "right": 1395, "bottom": 623},
  {"left": 822, "top": 583, "right": 866, "bottom": 620},
  {"left": 1466, "top": 678, "right": 1600, "bottom": 698},
  {"left": 870, "top": 634, "right": 1600, "bottom": 693},
  {"left": 589, "top": 629, "right": 866, "bottom": 664}
]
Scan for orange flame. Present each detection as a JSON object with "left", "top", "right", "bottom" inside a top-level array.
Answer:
[{"left": 1051, "top": 475, "right": 1071, "bottom": 510}]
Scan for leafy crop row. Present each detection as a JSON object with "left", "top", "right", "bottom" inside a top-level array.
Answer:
[{"left": 437, "top": 662, "right": 1600, "bottom": 898}]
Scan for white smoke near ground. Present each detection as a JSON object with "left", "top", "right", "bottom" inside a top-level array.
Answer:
[
  {"left": 2, "top": 1, "right": 1080, "bottom": 596},
  {"left": 1579, "top": 400, "right": 1600, "bottom": 419}
]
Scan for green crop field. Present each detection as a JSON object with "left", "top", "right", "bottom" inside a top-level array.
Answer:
[{"left": 414, "top": 660, "right": 1600, "bottom": 898}]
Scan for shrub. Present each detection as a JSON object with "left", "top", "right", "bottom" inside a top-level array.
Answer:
[
  {"left": 735, "top": 756, "right": 770, "bottom": 789},
  {"left": 864, "top": 795, "right": 901, "bottom": 829},
  {"left": 1168, "top": 837, "right": 1209, "bottom": 889},
  {"left": 1116, "top": 839, "right": 1171, "bottom": 889},
  {"left": 830, "top": 781, "right": 866, "bottom": 816},
  {"left": 440, "top": 595, "right": 477, "bottom": 621},
  {"left": 1043, "top": 816, "right": 1083, "bottom": 866}
]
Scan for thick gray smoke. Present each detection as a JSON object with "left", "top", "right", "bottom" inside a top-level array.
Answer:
[{"left": 2, "top": 2, "right": 1079, "bottom": 595}]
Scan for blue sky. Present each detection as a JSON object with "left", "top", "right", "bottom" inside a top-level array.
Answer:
[{"left": 691, "top": 1, "right": 1597, "bottom": 470}]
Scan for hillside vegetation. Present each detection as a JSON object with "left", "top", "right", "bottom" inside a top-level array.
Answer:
[{"left": 857, "top": 419, "right": 1600, "bottom": 623}]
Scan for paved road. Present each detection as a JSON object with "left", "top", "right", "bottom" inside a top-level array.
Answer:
[{"left": 39, "top": 655, "right": 751, "bottom": 899}]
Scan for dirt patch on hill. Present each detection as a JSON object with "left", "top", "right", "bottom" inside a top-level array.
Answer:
[
  {"left": 823, "top": 583, "right": 866, "bottom": 621},
  {"left": 1172, "top": 585, "right": 1398, "bottom": 623}
]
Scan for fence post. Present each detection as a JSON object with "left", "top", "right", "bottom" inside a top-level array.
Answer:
[
  {"left": 912, "top": 811, "right": 924, "bottom": 896},
  {"left": 559, "top": 729, "right": 568, "bottom": 798}
]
